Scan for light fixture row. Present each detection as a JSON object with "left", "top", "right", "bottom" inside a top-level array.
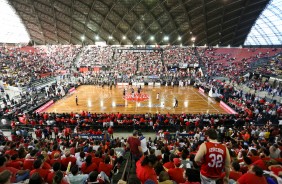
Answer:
[{"left": 80, "top": 35, "right": 195, "bottom": 42}]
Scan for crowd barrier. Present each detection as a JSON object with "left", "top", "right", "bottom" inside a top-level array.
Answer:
[
  {"left": 35, "top": 100, "right": 54, "bottom": 113},
  {"left": 220, "top": 101, "right": 238, "bottom": 114},
  {"left": 148, "top": 82, "right": 161, "bottom": 86},
  {"left": 198, "top": 87, "right": 205, "bottom": 93},
  {"left": 132, "top": 82, "right": 145, "bottom": 86},
  {"left": 117, "top": 83, "right": 129, "bottom": 86},
  {"left": 71, "top": 133, "right": 109, "bottom": 140},
  {"left": 168, "top": 133, "right": 195, "bottom": 139},
  {"left": 68, "top": 87, "right": 76, "bottom": 94},
  {"left": 8, "top": 131, "right": 196, "bottom": 141}
]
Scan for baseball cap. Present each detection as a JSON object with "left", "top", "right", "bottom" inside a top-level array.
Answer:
[{"left": 173, "top": 158, "right": 181, "bottom": 166}]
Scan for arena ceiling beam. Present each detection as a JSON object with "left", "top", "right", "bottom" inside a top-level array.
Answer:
[{"left": 8, "top": 0, "right": 271, "bottom": 46}]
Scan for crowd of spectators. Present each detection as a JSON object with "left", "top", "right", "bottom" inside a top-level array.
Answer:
[
  {"left": 76, "top": 46, "right": 202, "bottom": 85},
  {"left": 252, "top": 56, "right": 282, "bottom": 76},
  {"left": 198, "top": 47, "right": 282, "bottom": 81},
  {"left": 78, "top": 46, "right": 113, "bottom": 68},
  {"left": 0, "top": 112, "right": 281, "bottom": 184},
  {"left": 0, "top": 45, "right": 81, "bottom": 87},
  {"left": 163, "top": 46, "right": 199, "bottom": 68},
  {"left": 1, "top": 45, "right": 282, "bottom": 90},
  {"left": 1, "top": 45, "right": 282, "bottom": 183}
]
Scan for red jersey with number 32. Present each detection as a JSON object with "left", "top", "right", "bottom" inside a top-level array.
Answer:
[{"left": 200, "top": 142, "right": 226, "bottom": 179}]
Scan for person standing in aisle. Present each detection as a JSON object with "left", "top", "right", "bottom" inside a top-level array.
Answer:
[
  {"left": 126, "top": 130, "right": 142, "bottom": 161},
  {"left": 195, "top": 128, "right": 231, "bottom": 184}
]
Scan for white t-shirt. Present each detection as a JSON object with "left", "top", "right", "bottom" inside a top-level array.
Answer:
[{"left": 140, "top": 136, "right": 148, "bottom": 153}]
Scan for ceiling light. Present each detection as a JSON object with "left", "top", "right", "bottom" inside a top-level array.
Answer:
[
  {"left": 122, "top": 36, "right": 126, "bottom": 40},
  {"left": 109, "top": 36, "right": 113, "bottom": 39},
  {"left": 95, "top": 35, "right": 99, "bottom": 40},
  {"left": 191, "top": 37, "right": 196, "bottom": 42},
  {"left": 164, "top": 36, "right": 169, "bottom": 41},
  {"left": 137, "top": 36, "right": 141, "bottom": 40},
  {"left": 81, "top": 35, "right": 85, "bottom": 41},
  {"left": 150, "top": 36, "right": 154, "bottom": 40},
  {"left": 178, "top": 36, "right": 181, "bottom": 41}
]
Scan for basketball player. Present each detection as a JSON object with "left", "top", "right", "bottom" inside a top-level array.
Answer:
[
  {"left": 131, "top": 88, "right": 135, "bottom": 98},
  {"left": 156, "top": 93, "right": 159, "bottom": 100},
  {"left": 174, "top": 98, "right": 178, "bottom": 108},
  {"left": 195, "top": 128, "right": 230, "bottom": 184},
  {"left": 75, "top": 95, "right": 78, "bottom": 106}
]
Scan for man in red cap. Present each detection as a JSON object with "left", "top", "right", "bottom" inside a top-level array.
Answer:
[{"left": 168, "top": 158, "right": 185, "bottom": 183}]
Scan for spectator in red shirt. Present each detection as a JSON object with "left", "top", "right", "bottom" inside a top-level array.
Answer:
[
  {"left": 49, "top": 152, "right": 61, "bottom": 167},
  {"left": 23, "top": 149, "right": 37, "bottom": 170},
  {"left": 237, "top": 165, "right": 267, "bottom": 184},
  {"left": 0, "top": 155, "right": 29, "bottom": 183},
  {"left": 50, "top": 145, "right": 61, "bottom": 159},
  {"left": 61, "top": 150, "right": 76, "bottom": 171},
  {"left": 64, "top": 127, "right": 71, "bottom": 140},
  {"left": 107, "top": 126, "right": 114, "bottom": 139},
  {"left": 53, "top": 126, "right": 59, "bottom": 139},
  {"left": 163, "top": 154, "right": 175, "bottom": 170},
  {"left": 81, "top": 155, "right": 98, "bottom": 174},
  {"left": 98, "top": 156, "right": 113, "bottom": 178},
  {"left": 136, "top": 155, "right": 158, "bottom": 184},
  {"left": 35, "top": 129, "right": 42, "bottom": 140},
  {"left": 92, "top": 152, "right": 103, "bottom": 167},
  {"left": 46, "top": 162, "right": 62, "bottom": 184},
  {"left": 168, "top": 158, "right": 185, "bottom": 183},
  {"left": 127, "top": 130, "right": 142, "bottom": 161},
  {"left": 5, "top": 144, "right": 18, "bottom": 156},
  {"left": 96, "top": 129, "right": 102, "bottom": 135},
  {"left": 6, "top": 154, "right": 22, "bottom": 169},
  {"left": 30, "top": 159, "right": 50, "bottom": 182},
  {"left": 221, "top": 161, "right": 242, "bottom": 182},
  {"left": 163, "top": 130, "right": 170, "bottom": 142}
]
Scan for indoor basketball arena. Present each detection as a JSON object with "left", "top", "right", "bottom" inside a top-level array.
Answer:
[{"left": 0, "top": 0, "right": 281, "bottom": 183}]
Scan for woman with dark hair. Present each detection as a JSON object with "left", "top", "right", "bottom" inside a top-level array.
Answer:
[
  {"left": 81, "top": 155, "right": 98, "bottom": 174},
  {"left": 29, "top": 173, "right": 44, "bottom": 184},
  {"left": 237, "top": 165, "right": 267, "bottom": 184},
  {"left": 18, "top": 147, "right": 27, "bottom": 159},
  {"left": 53, "top": 170, "right": 68, "bottom": 184},
  {"left": 136, "top": 155, "right": 158, "bottom": 184}
]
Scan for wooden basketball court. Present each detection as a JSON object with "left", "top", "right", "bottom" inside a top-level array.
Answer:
[{"left": 44, "top": 85, "right": 227, "bottom": 114}]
